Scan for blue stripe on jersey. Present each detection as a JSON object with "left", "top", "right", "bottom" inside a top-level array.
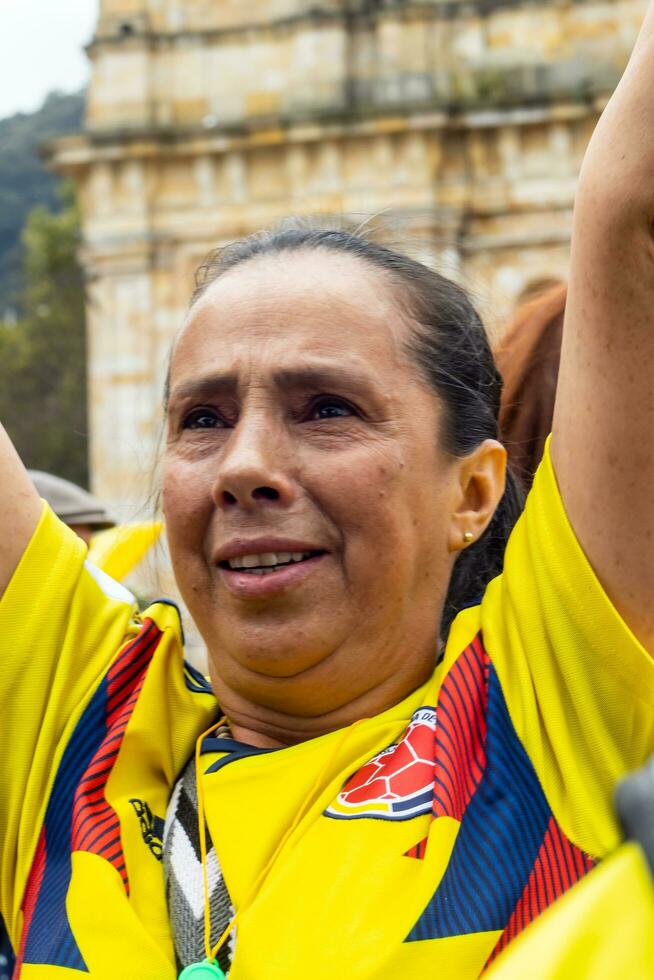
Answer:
[
  {"left": 23, "top": 680, "right": 110, "bottom": 971},
  {"left": 183, "top": 661, "right": 213, "bottom": 695},
  {"left": 203, "top": 740, "right": 276, "bottom": 774},
  {"left": 22, "top": 623, "right": 159, "bottom": 970},
  {"left": 406, "top": 664, "right": 551, "bottom": 941}
]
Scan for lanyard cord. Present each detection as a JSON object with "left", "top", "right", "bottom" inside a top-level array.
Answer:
[{"left": 195, "top": 713, "right": 368, "bottom": 965}]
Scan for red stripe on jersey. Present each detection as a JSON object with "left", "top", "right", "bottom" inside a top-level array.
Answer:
[
  {"left": 70, "top": 620, "right": 162, "bottom": 895},
  {"left": 405, "top": 634, "right": 490, "bottom": 861},
  {"left": 404, "top": 836, "right": 428, "bottom": 860},
  {"left": 484, "top": 816, "right": 595, "bottom": 967},
  {"left": 105, "top": 623, "right": 159, "bottom": 727},
  {"left": 14, "top": 827, "right": 47, "bottom": 976},
  {"left": 433, "top": 636, "right": 489, "bottom": 821}
]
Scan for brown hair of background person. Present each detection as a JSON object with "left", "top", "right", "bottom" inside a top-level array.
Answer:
[{"left": 495, "top": 283, "right": 567, "bottom": 493}]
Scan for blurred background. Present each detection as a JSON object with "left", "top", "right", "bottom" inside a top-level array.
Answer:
[{"left": 0, "top": 0, "right": 647, "bottom": 579}]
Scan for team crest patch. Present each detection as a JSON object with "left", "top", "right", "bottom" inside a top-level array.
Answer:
[{"left": 325, "top": 707, "right": 437, "bottom": 821}]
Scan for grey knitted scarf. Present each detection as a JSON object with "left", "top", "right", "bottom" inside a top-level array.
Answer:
[{"left": 163, "top": 747, "right": 235, "bottom": 974}]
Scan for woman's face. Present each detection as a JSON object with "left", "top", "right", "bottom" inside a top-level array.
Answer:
[{"left": 163, "top": 250, "right": 471, "bottom": 737}]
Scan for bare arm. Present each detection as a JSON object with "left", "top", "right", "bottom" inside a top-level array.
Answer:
[
  {"left": 0, "top": 423, "right": 42, "bottom": 597},
  {"left": 552, "top": 1, "right": 654, "bottom": 651}
]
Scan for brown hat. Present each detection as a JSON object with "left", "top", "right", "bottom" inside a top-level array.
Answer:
[{"left": 28, "top": 470, "right": 116, "bottom": 530}]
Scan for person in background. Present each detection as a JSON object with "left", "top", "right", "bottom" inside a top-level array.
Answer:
[
  {"left": 28, "top": 470, "right": 115, "bottom": 545},
  {"left": 495, "top": 283, "right": 566, "bottom": 493}
]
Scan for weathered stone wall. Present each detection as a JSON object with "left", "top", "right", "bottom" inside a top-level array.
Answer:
[
  {"left": 88, "top": 1, "right": 641, "bottom": 133},
  {"left": 51, "top": 0, "right": 646, "bottom": 513}
]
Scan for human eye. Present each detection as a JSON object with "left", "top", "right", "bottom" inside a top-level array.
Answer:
[
  {"left": 181, "top": 406, "right": 226, "bottom": 430},
  {"left": 307, "top": 395, "right": 358, "bottom": 421}
]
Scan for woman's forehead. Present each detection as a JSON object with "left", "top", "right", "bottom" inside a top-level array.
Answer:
[
  {"left": 172, "top": 250, "right": 412, "bottom": 379},
  {"left": 191, "top": 249, "right": 397, "bottom": 324}
]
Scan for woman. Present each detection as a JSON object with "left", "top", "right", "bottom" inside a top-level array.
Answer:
[{"left": 3, "top": 8, "right": 654, "bottom": 977}]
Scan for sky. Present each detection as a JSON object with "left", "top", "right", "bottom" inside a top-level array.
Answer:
[{"left": 0, "top": 0, "right": 99, "bottom": 119}]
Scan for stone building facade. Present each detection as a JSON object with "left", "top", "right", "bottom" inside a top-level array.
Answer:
[{"left": 52, "top": 0, "right": 645, "bottom": 513}]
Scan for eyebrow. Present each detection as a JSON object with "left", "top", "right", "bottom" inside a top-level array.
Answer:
[{"left": 167, "top": 362, "right": 378, "bottom": 407}]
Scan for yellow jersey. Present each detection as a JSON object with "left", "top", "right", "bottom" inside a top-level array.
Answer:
[
  {"left": 2, "top": 443, "right": 654, "bottom": 978},
  {"left": 487, "top": 842, "right": 654, "bottom": 978}
]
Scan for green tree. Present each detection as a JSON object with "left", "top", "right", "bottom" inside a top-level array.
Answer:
[
  {"left": 0, "top": 182, "right": 88, "bottom": 486},
  {"left": 0, "top": 90, "right": 85, "bottom": 308}
]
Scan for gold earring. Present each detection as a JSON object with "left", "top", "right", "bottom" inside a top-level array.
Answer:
[{"left": 463, "top": 531, "right": 474, "bottom": 545}]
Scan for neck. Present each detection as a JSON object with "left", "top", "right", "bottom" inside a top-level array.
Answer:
[{"left": 208, "top": 656, "right": 438, "bottom": 748}]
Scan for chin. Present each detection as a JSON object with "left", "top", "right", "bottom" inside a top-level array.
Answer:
[
  {"left": 229, "top": 640, "right": 332, "bottom": 680},
  {"left": 202, "top": 604, "right": 338, "bottom": 664}
]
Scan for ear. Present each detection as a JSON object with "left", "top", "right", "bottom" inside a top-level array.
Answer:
[{"left": 447, "top": 439, "right": 507, "bottom": 554}]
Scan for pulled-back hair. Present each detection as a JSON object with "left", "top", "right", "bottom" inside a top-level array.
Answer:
[{"left": 190, "top": 220, "right": 523, "bottom": 643}]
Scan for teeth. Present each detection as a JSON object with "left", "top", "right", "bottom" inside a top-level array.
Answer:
[
  {"left": 259, "top": 553, "right": 281, "bottom": 567},
  {"left": 226, "top": 551, "right": 313, "bottom": 571}
]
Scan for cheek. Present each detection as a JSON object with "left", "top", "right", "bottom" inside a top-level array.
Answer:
[
  {"left": 316, "top": 454, "right": 417, "bottom": 568},
  {"left": 325, "top": 448, "right": 452, "bottom": 581},
  {"left": 161, "top": 458, "right": 212, "bottom": 549}
]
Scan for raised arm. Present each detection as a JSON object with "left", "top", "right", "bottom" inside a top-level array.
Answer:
[
  {"left": 552, "top": 2, "right": 654, "bottom": 651},
  {"left": 0, "top": 423, "right": 42, "bottom": 597}
]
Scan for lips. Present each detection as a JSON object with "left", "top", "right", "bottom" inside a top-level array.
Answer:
[{"left": 214, "top": 538, "right": 328, "bottom": 597}]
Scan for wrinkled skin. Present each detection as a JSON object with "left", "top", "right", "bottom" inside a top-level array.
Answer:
[{"left": 163, "top": 251, "right": 505, "bottom": 746}]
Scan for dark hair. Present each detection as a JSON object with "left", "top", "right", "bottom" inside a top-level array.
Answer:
[{"left": 190, "top": 220, "right": 523, "bottom": 643}]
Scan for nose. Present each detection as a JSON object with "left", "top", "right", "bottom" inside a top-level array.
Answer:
[{"left": 211, "top": 413, "right": 297, "bottom": 511}]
